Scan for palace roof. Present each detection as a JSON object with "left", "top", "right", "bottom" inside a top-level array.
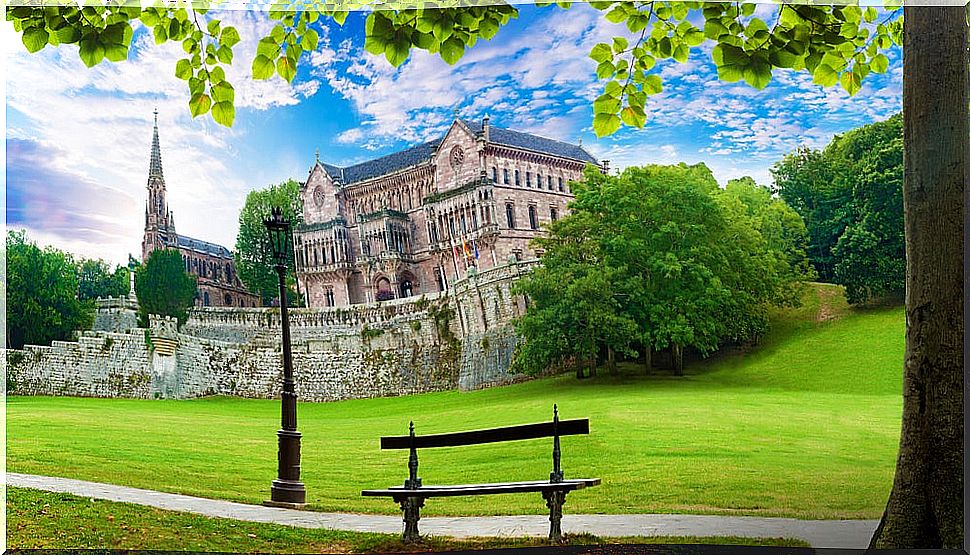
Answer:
[
  {"left": 177, "top": 235, "right": 233, "bottom": 259},
  {"left": 318, "top": 119, "right": 598, "bottom": 186}
]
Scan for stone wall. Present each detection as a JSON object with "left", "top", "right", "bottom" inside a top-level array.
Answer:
[{"left": 6, "top": 261, "right": 538, "bottom": 401}]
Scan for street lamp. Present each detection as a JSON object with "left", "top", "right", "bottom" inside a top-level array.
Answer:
[{"left": 263, "top": 207, "right": 306, "bottom": 508}]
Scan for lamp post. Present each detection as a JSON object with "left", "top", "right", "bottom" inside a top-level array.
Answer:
[{"left": 263, "top": 207, "right": 306, "bottom": 508}]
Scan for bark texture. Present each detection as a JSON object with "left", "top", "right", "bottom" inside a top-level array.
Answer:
[{"left": 869, "top": 7, "right": 966, "bottom": 549}]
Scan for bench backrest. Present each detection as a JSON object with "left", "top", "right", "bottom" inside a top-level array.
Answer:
[{"left": 380, "top": 418, "right": 589, "bottom": 449}]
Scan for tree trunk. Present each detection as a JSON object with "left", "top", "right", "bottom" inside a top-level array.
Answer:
[
  {"left": 869, "top": 7, "right": 965, "bottom": 549},
  {"left": 607, "top": 347, "right": 617, "bottom": 375},
  {"left": 575, "top": 361, "right": 585, "bottom": 380},
  {"left": 671, "top": 344, "right": 683, "bottom": 377},
  {"left": 643, "top": 346, "right": 651, "bottom": 374}
]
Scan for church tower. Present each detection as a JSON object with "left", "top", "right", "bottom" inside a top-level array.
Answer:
[{"left": 141, "top": 109, "right": 177, "bottom": 262}]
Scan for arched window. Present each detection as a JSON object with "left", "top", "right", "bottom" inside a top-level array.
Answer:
[
  {"left": 558, "top": 177, "right": 564, "bottom": 192},
  {"left": 506, "top": 203, "right": 515, "bottom": 229},
  {"left": 203, "top": 292, "right": 210, "bottom": 306},
  {"left": 503, "top": 168, "right": 510, "bottom": 184},
  {"left": 225, "top": 293, "right": 233, "bottom": 306},
  {"left": 548, "top": 175, "right": 554, "bottom": 190},
  {"left": 551, "top": 207, "right": 559, "bottom": 221},
  {"left": 528, "top": 205, "right": 538, "bottom": 230},
  {"left": 492, "top": 167, "right": 498, "bottom": 182},
  {"left": 514, "top": 170, "right": 520, "bottom": 186},
  {"left": 536, "top": 172, "right": 542, "bottom": 188},
  {"left": 526, "top": 172, "right": 532, "bottom": 187}
]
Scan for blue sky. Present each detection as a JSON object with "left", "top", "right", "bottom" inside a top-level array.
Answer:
[{"left": 4, "top": 4, "right": 902, "bottom": 266}]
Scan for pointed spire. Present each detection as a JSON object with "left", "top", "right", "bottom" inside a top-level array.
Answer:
[{"left": 149, "top": 108, "right": 164, "bottom": 179}]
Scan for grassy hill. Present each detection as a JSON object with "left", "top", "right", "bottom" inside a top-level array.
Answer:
[{"left": 6, "top": 284, "right": 904, "bottom": 519}]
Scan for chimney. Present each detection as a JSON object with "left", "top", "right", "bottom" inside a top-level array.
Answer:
[{"left": 483, "top": 114, "right": 490, "bottom": 142}]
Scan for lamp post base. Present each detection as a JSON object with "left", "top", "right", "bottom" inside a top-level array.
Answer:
[{"left": 267, "top": 478, "right": 306, "bottom": 508}]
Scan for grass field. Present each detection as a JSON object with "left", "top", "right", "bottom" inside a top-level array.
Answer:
[
  {"left": 7, "top": 488, "right": 810, "bottom": 551},
  {"left": 6, "top": 284, "right": 905, "bottom": 520}
]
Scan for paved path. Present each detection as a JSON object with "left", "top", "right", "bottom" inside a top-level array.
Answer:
[{"left": 8, "top": 473, "right": 878, "bottom": 549}]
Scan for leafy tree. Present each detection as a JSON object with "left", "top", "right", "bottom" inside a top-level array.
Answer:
[
  {"left": 772, "top": 114, "right": 903, "bottom": 304},
  {"left": 8, "top": 2, "right": 965, "bottom": 547},
  {"left": 134, "top": 248, "right": 198, "bottom": 327},
  {"left": 5, "top": 230, "right": 93, "bottom": 350},
  {"left": 76, "top": 258, "right": 130, "bottom": 302},
  {"left": 235, "top": 179, "right": 304, "bottom": 306},
  {"left": 516, "top": 163, "right": 812, "bottom": 376}
]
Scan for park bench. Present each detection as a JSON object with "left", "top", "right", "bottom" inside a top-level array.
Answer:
[{"left": 361, "top": 405, "right": 599, "bottom": 543}]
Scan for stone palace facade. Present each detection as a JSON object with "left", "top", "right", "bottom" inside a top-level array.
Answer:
[
  {"left": 141, "top": 111, "right": 260, "bottom": 308},
  {"left": 294, "top": 116, "right": 607, "bottom": 307}
]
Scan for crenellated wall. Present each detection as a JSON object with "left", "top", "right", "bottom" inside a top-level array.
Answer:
[{"left": 5, "top": 261, "right": 536, "bottom": 401}]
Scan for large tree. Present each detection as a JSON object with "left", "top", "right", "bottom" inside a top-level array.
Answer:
[
  {"left": 134, "top": 248, "right": 198, "bottom": 327},
  {"left": 234, "top": 179, "right": 304, "bottom": 306},
  {"left": 76, "top": 258, "right": 130, "bottom": 302},
  {"left": 5, "top": 230, "right": 94, "bottom": 350},
  {"left": 516, "top": 163, "right": 812, "bottom": 376},
  {"left": 772, "top": 114, "right": 904, "bottom": 304},
  {"left": 7, "top": 3, "right": 964, "bottom": 547}
]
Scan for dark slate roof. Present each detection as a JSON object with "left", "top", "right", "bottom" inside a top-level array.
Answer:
[
  {"left": 461, "top": 119, "right": 599, "bottom": 164},
  {"left": 320, "top": 140, "right": 442, "bottom": 185},
  {"left": 317, "top": 119, "right": 598, "bottom": 185},
  {"left": 177, "top": 235, "right": 233, "bottom": 259}
]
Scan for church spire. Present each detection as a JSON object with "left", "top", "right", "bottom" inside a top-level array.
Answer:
[{"left": 149, "top": 107, "right": 164, "bottom": 178}]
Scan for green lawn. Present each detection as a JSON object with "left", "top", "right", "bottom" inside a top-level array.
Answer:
[
  {"left": 7, "top": 488, "right": 809, "bottom": 551},
  {"left": 6, "top": 284, "right": 904, "bottom": 520}
]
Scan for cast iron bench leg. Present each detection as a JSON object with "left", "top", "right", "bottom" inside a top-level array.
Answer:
[
  {"left": 397, "top": 496, "right": 425, "bottom": 543},
  {"left": 542, "top": 489, "right": 567, "bottom": 543}
]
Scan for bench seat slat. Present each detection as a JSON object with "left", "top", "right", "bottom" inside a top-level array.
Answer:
[
  {"left": 362, "top": 478, "right": 600, "bottom": 498},
  {"left": 380, "top": 419, "right": 589, "bottom": 449}
]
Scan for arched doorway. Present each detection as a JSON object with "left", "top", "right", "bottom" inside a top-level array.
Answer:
[
  {"left": 398, "top": 271, "right": 416, "bottom": 299},
  {"left": 375, "top": 277, "right": 394, "bottom": 301}
]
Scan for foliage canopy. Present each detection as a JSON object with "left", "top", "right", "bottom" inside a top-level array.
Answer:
[
  {"left": 234, "top": 179, "right": 304, "bottom": 306},
  {"left": 512, "top": 164, "right": 812, "bottom": 377},
  {"left": 5, "top": 230, "right": 94, "bottom": 350},
  {"left": 134, "top": 248, "right": 198, "bottom": 327}
]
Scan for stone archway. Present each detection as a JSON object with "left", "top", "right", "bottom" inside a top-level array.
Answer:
[
  {"left": 375, "top": 276, "right": 394, "bottom": 301},
  {"left": 398, "top": 271, "right": 416, "bottom": 299}
]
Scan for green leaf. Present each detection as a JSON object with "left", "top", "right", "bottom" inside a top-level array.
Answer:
[
  {"left": 188, "top": 76, "right": 205, "bottom": 95},
  {"left": 870, "top": 53, "right": 889, "bottom": 74},
  {"left": 620, "top": 106, "right": 646, "bottom": 128},
  {"left": 439, "top": 37, "right": 464, "bottom": 65},
  {"left": 257, "top": 37, "right": 278, "bottom": 58},
  {"left": 612, "top": 36, "right": 628, "bottom": 53},
  {"left": 593, "top": 94, "right": 622, "bottom": 115},
  {"left": 593, "top": 113, "right": 622, "bottom": 137},
  {"left": 683, "top": 28, "right": 705, "bottom": 47},
  {"left": 175, "top": 58, "right": 193, "bottom": 80},
  {"left": 252, "top": 54, "right": 275, "bottom": 80},
  {"left": 863, "top": 6, "right": 878, "bottom": 23},
  {"left": 78, "top": 38, "right": 105, "bottom": 67},
  {"left": 55, "top": 26, "right": 82, "bottom": 44},
  {"left": 211, "top": 100, "right": 235, "bottom": 127},
  {"left": 153, "top": 24, "right": 168, "bottom": 44},
  {"left": 209, "top": 65, "right": 226, "bottom": 84},
  {"left": 22, "top": 27, "right": 50, "bottom": 53},
  {"left": 216, "top": 45, "right": 233, "bottom": 64},
  {"left": 812, "top": 63, "right": 839, "bottom": 87},
  {"left": 672, "top": 43, "right": 689, "bottom": 63},
  {"left": 189, "top": 92, "right": 211, "bottom": 118},
  {"left": 605, "top": 7, "right": 627, "bottom": 24},
  {"left": 604, "top": 80, "right": 622, "bottom": 97},
  {"left": 840, "top": 70, "right": 862, "bottom": 96},
  {"left": 220, "top": 26, "right": 240, "bottom": 48},
  {"left": 303, "top": 28, "right": 319, "bottom": 51},
  {"left": 742, "top": 56, "right": 772, "bottom": 89},
  {"left": 642, "top": 74, "right": 663, "bottom": 95},
  {"left": 207, "top": 18, "right": 220, "bottom": 35},
  {"left": 276, "top": 55, "right": 296, "bottom": 82},
  {"left": 596, "top": 60, "right": 616, "bottom": 79},
  {"left": 590, "top": 43, "right": 613, "bottom": 63},
  {"left": 182, "top": 37, "right": 196, "bottom": 54},
  {"left": 712, "top": 43, "right": 746, "bottom": 82},
  {"left": 270, "top": 24, "right": 285, "bottom": 43},
  {"left": 479, "top": 17, "right": 499, "bottom": 40},
  {"left": 211, "top": 80, "right": 234, "bottom": 103}
]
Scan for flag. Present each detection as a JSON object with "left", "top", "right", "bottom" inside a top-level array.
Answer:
[
  {"left": 462, "top": 238, "right": 471, "bottom": 260},
  {"left": 472, "top": 240, "right": 480, "bottom": 260}
]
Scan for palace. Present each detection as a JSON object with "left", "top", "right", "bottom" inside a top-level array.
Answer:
[
  {"left": 141, "top": 111, "right": 260, "bottom": 308},
  {"left": 294, "top": 116, "right": 607, "bottom": 307}
]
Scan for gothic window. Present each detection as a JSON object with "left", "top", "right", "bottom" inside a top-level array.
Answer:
[
  {"left": 514, "top": 170, "right": 520, "bottom": 186},
  {"left": 492, "top": 167, "right": 498, "bottom": 182},
  {"left": 314, "top": 249, "right": 319, "bottom": 266},
  {"left": 461, "top": 214, "right": 467, "bottom": 233},
  {"left": 551, "top": 207, "right": 558, "bottom": 221},
  {"left": 529, "top": 205, "right": 538, "bottom": 230},
  {"left": 526, "top": 172, "right": 532, "bottom": 187},
  {"left": 536, "top": 172, "right": 542, "bottom": 188},
  {"left": 326, "top": 289, "right": 335, "bottom": 307},
  {"left": 225, "top": 293, "right": 233, "bottom": 306},
  {"left": 503, "top": 168, "right": 509, "bottom": 184},
  {"left": 203, "top": 292, "right": 210, "bottom": 306},
  {"left": 548, "top": 175, "right": 554, "bottom": 190},
  {"left": 506, "top": 203, "right": 515, "bottom": 229},
  {"left": 225, "top": 263, "right": 232, "bottom": 283},
  {"left": 559, "top": 177, "right": 564, "bottom": 192}
]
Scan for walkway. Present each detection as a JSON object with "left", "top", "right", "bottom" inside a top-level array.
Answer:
[{"left": 7, "top": 473, "right": 878, "bottom": 549}]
